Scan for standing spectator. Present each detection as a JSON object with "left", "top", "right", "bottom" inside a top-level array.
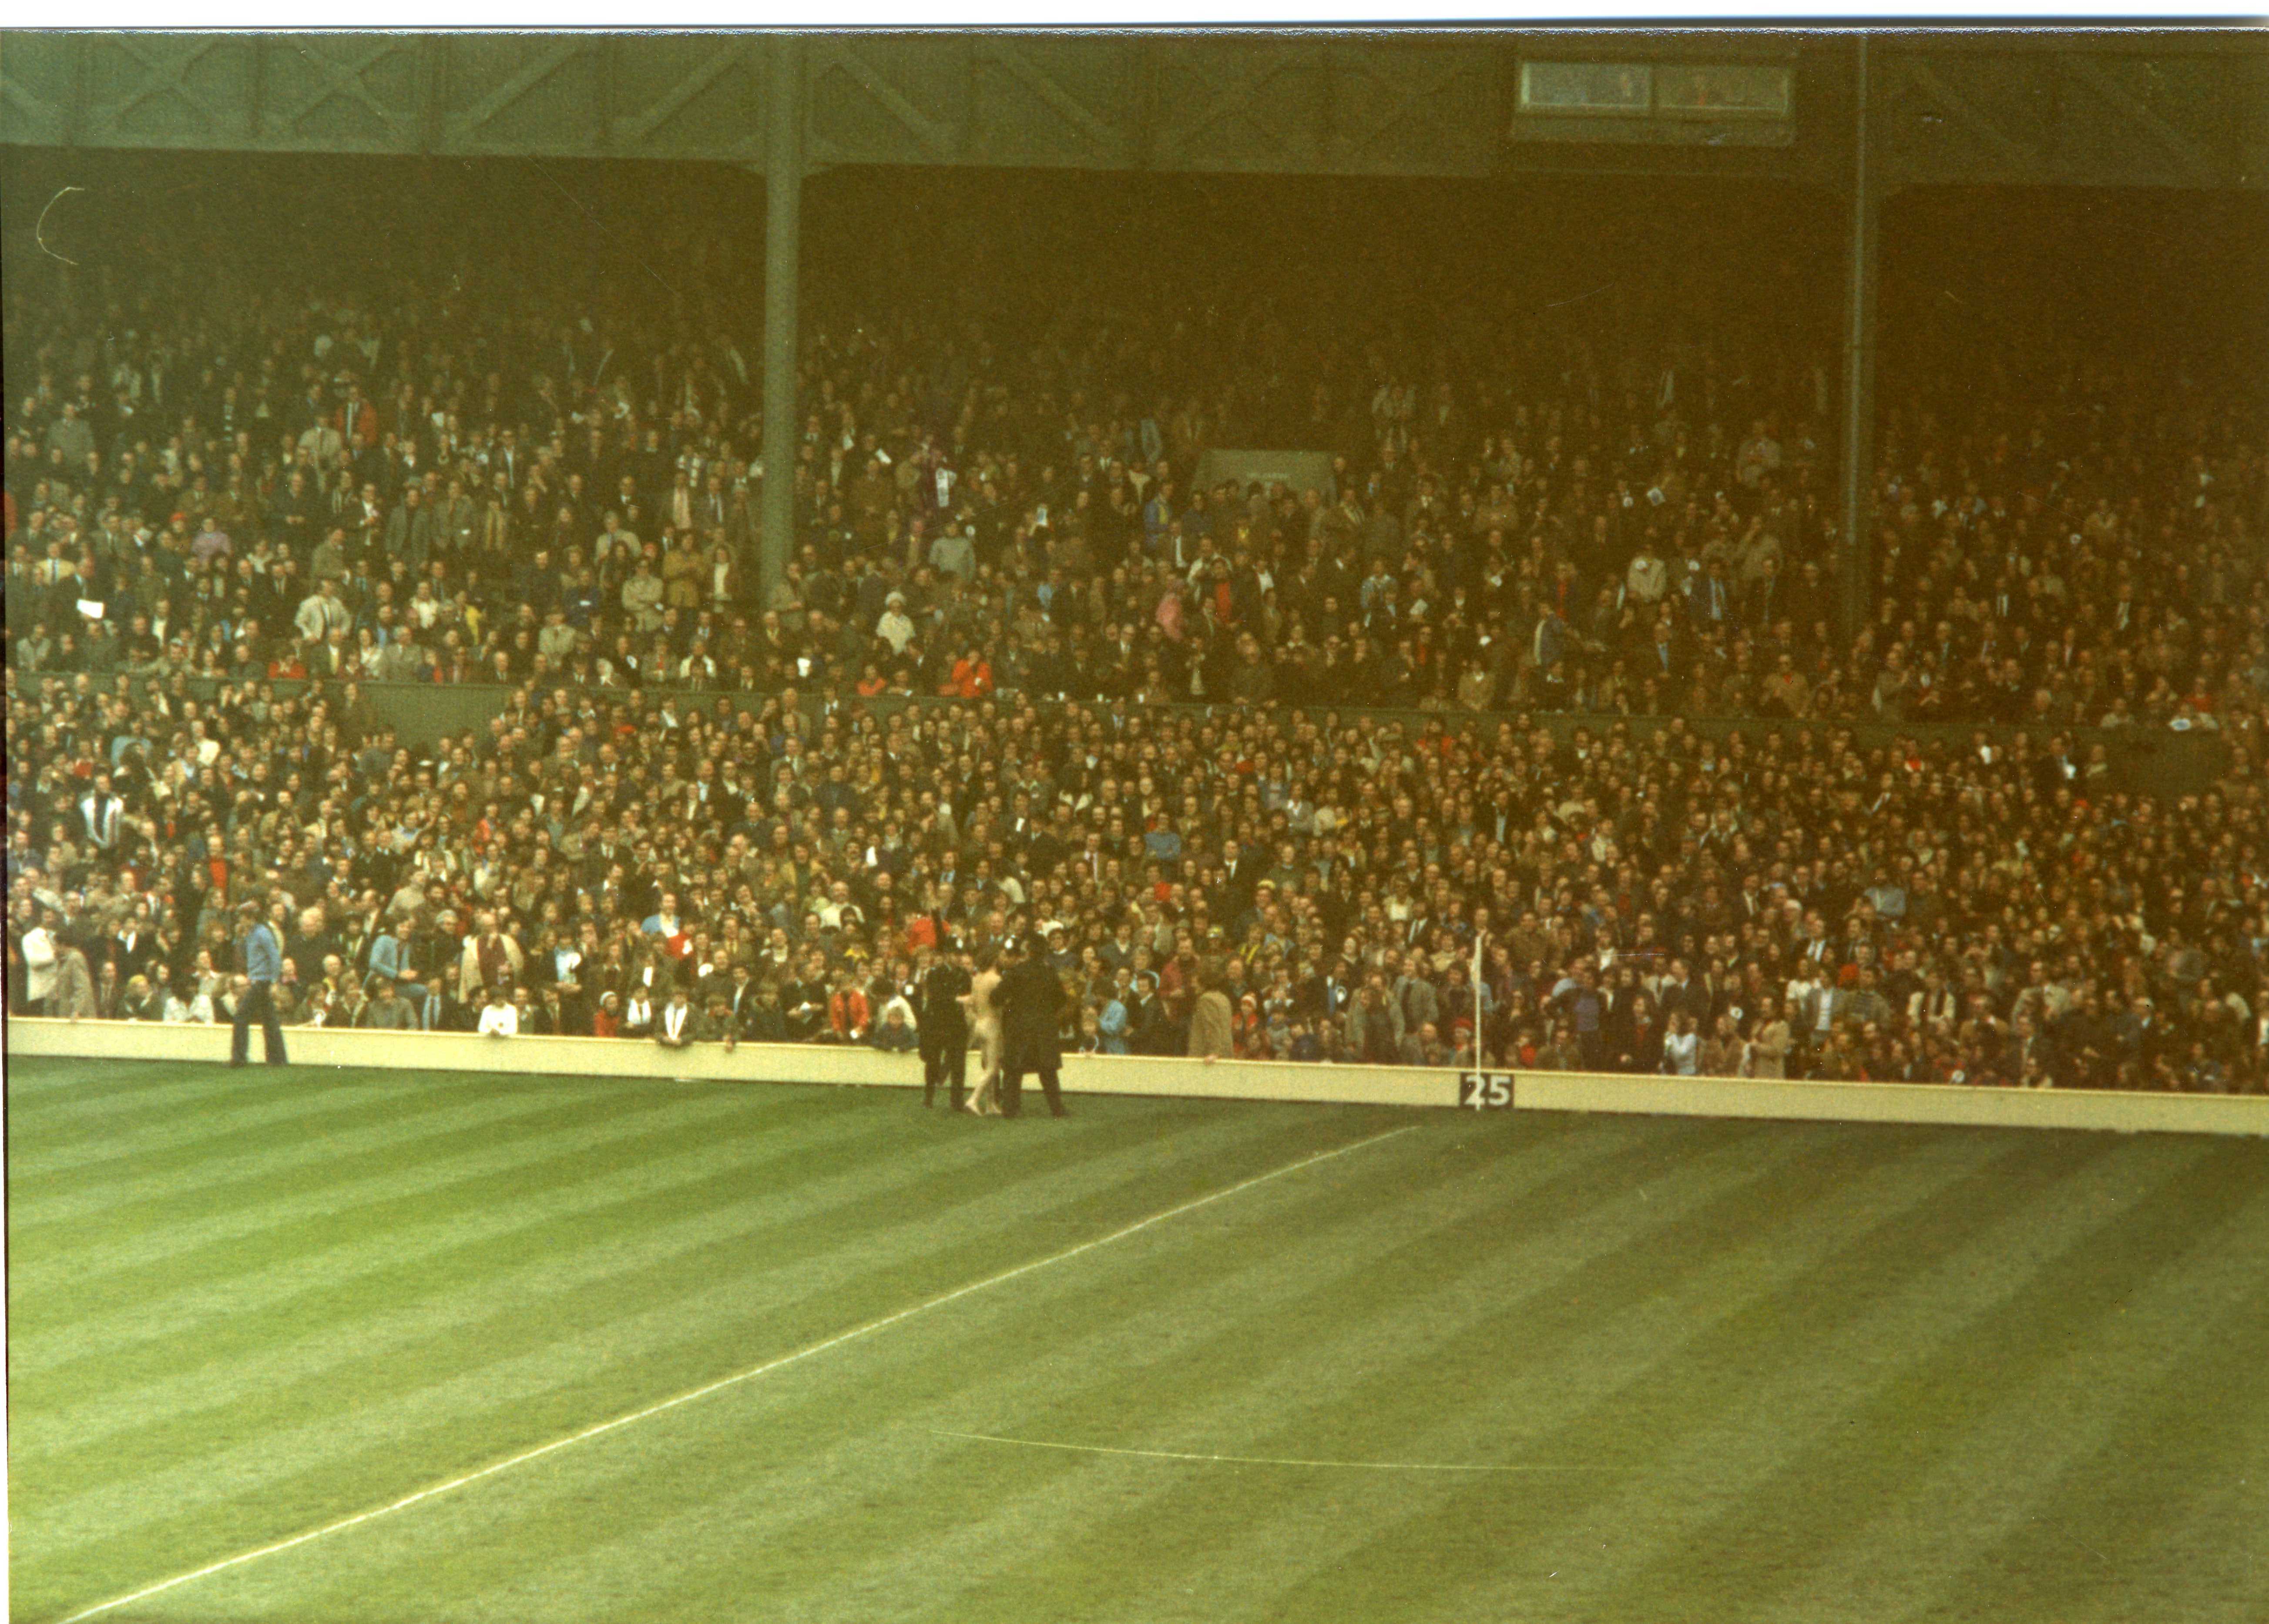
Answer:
[
  {"left": 1699, "top": 1013, "right": 1745, "bottom": 1078},
  {"left": 20, "top": 905, "right": 60, "bottom": 1014},
  {"left": 1748, "top": 998, "right": 1792, "bottom": 1079},
  {"left": 231, "top": 898, "right": 289, "bottom": 1066},
  {"left": 1188, "top": 965, "right": 1234, "bottom": 1060},
  {"left": 457, "top": 910, "right": 524, "bottom": 1012},
  {"left": 1662, "top": 1013, "right": 1701, "bottom": 1077}
]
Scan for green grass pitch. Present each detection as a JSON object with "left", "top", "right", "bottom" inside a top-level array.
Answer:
[{"left": 7, "top": 1057, "right": 2266, "bottom": 1624}]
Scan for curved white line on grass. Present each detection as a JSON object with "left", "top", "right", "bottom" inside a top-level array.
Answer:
[
  {"left": 49, "top": 1122, "right": 1420, "bottom": 1624},
  {"left": 926, "top": 1427, "right": 1631, "bottom": 1474}
]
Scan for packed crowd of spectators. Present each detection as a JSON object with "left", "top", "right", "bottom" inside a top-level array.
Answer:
[{"left": 7, "top": 249, "right": 2269, "bottom": 1091}]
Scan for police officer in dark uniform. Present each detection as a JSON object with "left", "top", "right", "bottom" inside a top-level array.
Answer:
[
  {"left": 915, "top": 944, "right": 973, "bottom": 1109},
  {"left": 992, "top": 935, "right": 1068, "bottom": 1118}
]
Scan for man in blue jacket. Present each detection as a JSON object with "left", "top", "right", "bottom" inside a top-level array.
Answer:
[{"left": 232, "top": 898, "right": 289, "bottom": 1067}]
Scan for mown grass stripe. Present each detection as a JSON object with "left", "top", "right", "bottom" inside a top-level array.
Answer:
[
  {"left": 5, "top": 1072, "right": 669, "bottom": 1231},
  {"left": 381, "top": 1117, "right": 1853, "bottom": 1624},
  {"left": 16, "top": 1092, "right": 1247, "bottom": 1463},
  {"left": 1736, "top": 1142, "right": 2269, "bottom": 1624},
  {"left": 1, "top": 1059, "right": 437, "bottom": 1147},
  {"left": 3, "top": 1056, "right": 256, "bottom": 1108},
  {"left": 8, "top": 1081, "right": 781, "bottom": 1305},
  {"left": 5, "top": 1066, "right": 652, "bottom": 1183},
  {"left": 12, "top": 1075, "right": 836, "bottom": 1315},
  {"left": 2023, "top": 1280, "right": 2269, "bottom": 1624},
  {"left": 803, "top": 1131, "right": 1841, "bottom": 1621},
  {"left": 17, "top": 1101, "right": 1326, "bottom": 1582},
  {"left": 1598, "top": 1134, "right": 2231, "bottom": 1624},
  {"left": 30, "top": 1120, "right": 1414, "bottom": 1624},
  {"left": 1092, "top": 1129, "right": 2018, "bottom": 1624},
  {"left": 157, "top": 1111, "right": 1500, "bottom": 1624},
  {"left": 1378, "top": 1132, "right": 2214, "bottom": 1624},
  {"left": 911, "top": 1123, "right": 2001, "bottom": 1624},
  {"left": 17, "top": 1089, "right": 1008, "bottom": 1484},
  {"left": 1057, "top": 1125, "right": 2081, "bottom": 1624},
  {"left": 19, "top": 1069, "right": 2259, "bottom": 1624},
  {"left": 356, "top": 1114, "right": 1635, "bottom": 1623},
  {"left": 17, "top": 1086, "right": 1125, "bottom": 1616},
  {"left": 4, "top": 1071, "right": 440, "bottom": 1180},
  {"left": 18, "top": 1092, "right": 1269, "bottom": 1403},
  {"left": 12, "top": 1089, "right": 892, "bottom": 1446}
]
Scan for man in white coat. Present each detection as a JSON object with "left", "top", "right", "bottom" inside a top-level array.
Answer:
[{"left": 21, "top": 906, "right": 60, "bottom": 1013}]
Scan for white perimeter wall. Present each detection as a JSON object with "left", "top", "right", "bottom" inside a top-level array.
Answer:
[{"left": 7, "top": 1019, "right": 2266, "bottom": 1138}]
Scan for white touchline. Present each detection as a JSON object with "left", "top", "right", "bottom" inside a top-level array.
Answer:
[
  {"left": 51, "top": 1123, "right": 1420, "bottom": 1624},
  {"left": 926, "top": 1429, "right": 1630, "bottom": 1474}
]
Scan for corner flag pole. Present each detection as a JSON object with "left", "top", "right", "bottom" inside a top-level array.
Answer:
[{"left": 1472, "top": 930, "right": 1486, "bottom": 1069}]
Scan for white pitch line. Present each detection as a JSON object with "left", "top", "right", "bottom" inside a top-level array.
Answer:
[
  {"left": 50, "top": 1123, "right": 1420, "bottom": 1624},
  {"left": 927, "top": 1429, "right": 1631, "bottom": 1474}
]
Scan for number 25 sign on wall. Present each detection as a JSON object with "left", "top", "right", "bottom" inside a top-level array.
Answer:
[{"left": 1458, "top": 1072, "right": 1516, "bottom": 1110}]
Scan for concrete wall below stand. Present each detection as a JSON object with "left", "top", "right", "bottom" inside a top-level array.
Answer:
[
  {"left": 0, "top": 1020, "right": 1452, "bottom": 1108},
  {"left": 9, "top": 1020, "right": 2266, "bottom": 1136},
  {"left": 1511, "top": 1068, "right": 2268, "bottom": 1137}
]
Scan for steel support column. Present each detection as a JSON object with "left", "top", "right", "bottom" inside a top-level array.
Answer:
[
  {"left": 1839, "top": 35, "right": 1880, "bottom": 641},
  {"left": 759, "top": 34, "right": 803, "bottom": 604}
]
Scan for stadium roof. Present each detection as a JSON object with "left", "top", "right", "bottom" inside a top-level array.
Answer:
[{"left": 3, "top": 29, "right": 2263, "bottom": 191}]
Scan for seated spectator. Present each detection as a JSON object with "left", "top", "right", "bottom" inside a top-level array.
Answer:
[
  {"left": 655, "top": 986, "right": 698, "bottom": 1048},
  {"left": 163, "top": 973, "right": 216, "bottom": 1024},
  {"left": 870, "top": 1000, "right": 918, "bottom": 1053},
  {"left": 696, "top": 990, "right": 738, "bottom": 1050},
  {"left": 477, "top": 986, "right": 519, "bottom": 1037},
  {"left": 117, "top": 973, "right": 164, "bottom": 1021},
  {"left": 1231, "top": 992, "right": 1266, "bottom": 1059},
  {"left": 369, "top": 916, "right": 438, "bottom": 1030},
  {"left": 359, "top": 976, "right": 423, "bottom": 1031},
  {"left": 826, "top": 971, "right": 870, "bottom": 1044}
]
